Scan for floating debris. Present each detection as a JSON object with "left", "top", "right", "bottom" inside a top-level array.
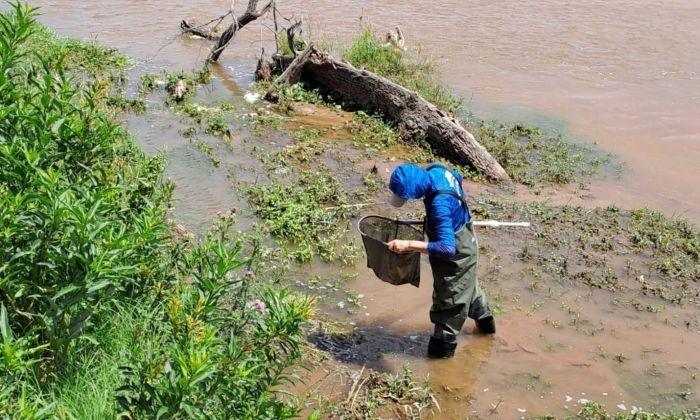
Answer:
[{"left": 244, "top": 91, "right": 261, "bottom": 103}]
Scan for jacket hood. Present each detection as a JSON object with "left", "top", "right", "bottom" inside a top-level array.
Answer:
[{"left": 389, "top": 164, "right": 431, "bottom": 200}]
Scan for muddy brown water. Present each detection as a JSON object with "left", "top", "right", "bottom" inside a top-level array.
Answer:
[{"left": 16, "top": 0, "right": 700, "bottom": 417}]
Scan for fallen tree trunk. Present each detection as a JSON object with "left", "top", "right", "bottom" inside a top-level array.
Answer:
[
  {"left": 268, "top": 47, "right": 510, "bottom": 182},
  {"left": 265, "top": 46, "right": 314, "bottom": 101}
]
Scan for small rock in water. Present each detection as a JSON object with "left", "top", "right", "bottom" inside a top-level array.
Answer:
[
  {"left": 517, "top": 408, "right": 527, "bottom": 413},
  {"left": 602, "top": 392, "right": 608, "bottom": 396},
  {"left": 337, "top": 301, "right": 345, "bottom": 309},
  {"left": 578, "top": 398, "right": 589, "bottom": 404},
  {"left": 617, "top": 403, "right": 627, "bottom": 410},
  {"left": 565, "top": 395, "right": 573, "bottom": 402},
  {"left": 409, "top": 335, "right": 419, "bottom": 340},
  {"left": 365, "top": 313, "right": 370, "bottom": 316},
  {"left": 483, "top": 388, "right": 489, "bottom": 392}
]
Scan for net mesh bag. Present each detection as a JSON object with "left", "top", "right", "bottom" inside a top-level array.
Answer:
[{"left": 358, "top": 216, "right": 424, "bottom": 287}]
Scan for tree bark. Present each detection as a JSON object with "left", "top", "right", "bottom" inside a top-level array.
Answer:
[
  {"left": 268, "top": 48, "right": 510, "bottom": 181},
  {"left": 265, "top": 46, "right": 314, "bottom": 101},
  {"left": 208, "top": 0, "right": 272, "bottom": 62},
  {"left": 180, "top": 19, "right": 221, "bottom": 41},
  {"left": 255, "top": 52, "right": 273, "bottom": 82}
]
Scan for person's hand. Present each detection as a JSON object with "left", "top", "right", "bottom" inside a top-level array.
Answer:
[{"left": 387, "top": 239, "right": 412, "bottom": 254}]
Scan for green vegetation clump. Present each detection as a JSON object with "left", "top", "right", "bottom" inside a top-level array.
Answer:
[
  {"left": 104, "top": 95, "right": 147, "bottom": 114},
  {"left": 247, "top": 170, "right": 351, "bottom": 263},
  {"left": 568, "top": 400, "right": 700, "bottom": 419},
  {"left": 471, "top": 121, "right": 612, "bottom": 185},
  {"left": 0, "top": 4, "right": 310, "bottom": 417},
  {"left": 139, "top": 67, "right": 212, "bottom": 101},
  {"left": 30, "top": 22, "right": 133, "bottom": 81},
  {"left": 196, "top": 141, "right": 221, "bottom": 167},
  {"left": 347, "top": 111, "right": 399, "bottom": 149},
  {"left": 332, "top": 366, "right": 434, "bottom": 418},
  {"left": 628, "top": 208, "right": 699, "bottom": 281},
  {"left": 343, "top": 26, "right": 463, "bottom": 115},
  {"left": 473, "top": 199, "right": 699, "bottom": 305}
]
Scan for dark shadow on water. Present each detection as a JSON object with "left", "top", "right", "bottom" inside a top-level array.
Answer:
[{"left": 308, "top": 325, "right": 431, "bottom": 368}]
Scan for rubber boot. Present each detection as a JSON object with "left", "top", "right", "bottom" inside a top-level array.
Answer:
[
  {"left": 476, "top": 315, "right": 496, "bottom": 334},
  {"left": 427, "top": 337, "right": 457, "bottom": 359}
]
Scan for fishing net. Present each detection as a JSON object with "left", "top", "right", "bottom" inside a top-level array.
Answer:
[{"left": 358, "top": 216, "right": 424, "bottom": 287}]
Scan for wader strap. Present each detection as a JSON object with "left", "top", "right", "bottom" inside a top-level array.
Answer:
[{"left": 427, "top": 189, "right": 468, "bottom": 209}]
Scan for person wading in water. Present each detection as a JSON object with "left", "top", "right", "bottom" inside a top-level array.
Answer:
[{"left": 387, "top": 163, "right": 496, "bottom": 358}]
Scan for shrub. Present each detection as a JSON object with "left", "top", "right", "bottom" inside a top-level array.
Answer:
[{"left": 0, "top": 4, "right": 312, "bottom": 417}]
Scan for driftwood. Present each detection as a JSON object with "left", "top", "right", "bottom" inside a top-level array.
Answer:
[
  {"left": 265, "top": 46, "right": 314, "bottom": 101},
  {"left": 255, "top": 50, "right": 273, "bottom": 82},
  {"left": 181, "top": 19, "right": 221, "bottom": 41},
  {"left": 209, "top": 0, "right": 273, "bottom": 62},
  {"left": 266, "top": 47, "right": 510, "bottom": 181}
]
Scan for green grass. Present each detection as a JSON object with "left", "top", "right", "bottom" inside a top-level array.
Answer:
[
  {"left": 470, "top": 121, "right": 613, "bottom": 185},
  {"left": 628, "top": 208, "right": 699, "bottom": 281},
  {"left": 342, "top": 26, "right": 462, "bottom": 115},
  {"left": 566, "top": 400, "right": 700, "bottom": 419},
  {"left": 347, "top": 111, "right": 399, "bottom": 149},
  {"left": 29, "top": 24, "right": 133, "bottom": 81}
]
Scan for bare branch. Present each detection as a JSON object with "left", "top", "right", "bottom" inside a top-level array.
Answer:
[{"left": 209, "top": 0, "right": 273, "bottom": 62}]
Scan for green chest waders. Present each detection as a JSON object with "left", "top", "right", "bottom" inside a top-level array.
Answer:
[{"left": 426, "top": 221, "right": 492, "bottom": 344}]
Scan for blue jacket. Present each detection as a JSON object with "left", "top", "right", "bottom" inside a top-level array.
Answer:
[{"left": 389, "top": 163, "right": 470, "bottom": 257}]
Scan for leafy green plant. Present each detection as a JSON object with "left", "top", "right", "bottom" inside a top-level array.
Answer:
[
  {"left": 0, "top": 5, "right": 313, "bottom": 417},
  {"left": 117, "top": 216, "right": 313, "bottom": 419},
  {"left": 342, "top": 26, "right": 463, "bottom": 115},
  {"left": 247, "top": 170, "right": 350, "bottom": 263}
]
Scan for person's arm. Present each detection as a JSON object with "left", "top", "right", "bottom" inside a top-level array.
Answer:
[
  {"left": 388, "top": 198, "right": 457, "bottom": 257},
  {"left": 387, "top": 239, "right": 429, "bottom": 254}
]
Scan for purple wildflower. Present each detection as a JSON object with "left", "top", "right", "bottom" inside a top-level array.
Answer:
[
  {"left": 245, "top": 270, "right": 255, "bottom": 277},
  {"left": 254, "top": 299, "right": 266, "bottom": 314},
  {"left": 274, "top": 247, "right": 283, "bottom": 254}
]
